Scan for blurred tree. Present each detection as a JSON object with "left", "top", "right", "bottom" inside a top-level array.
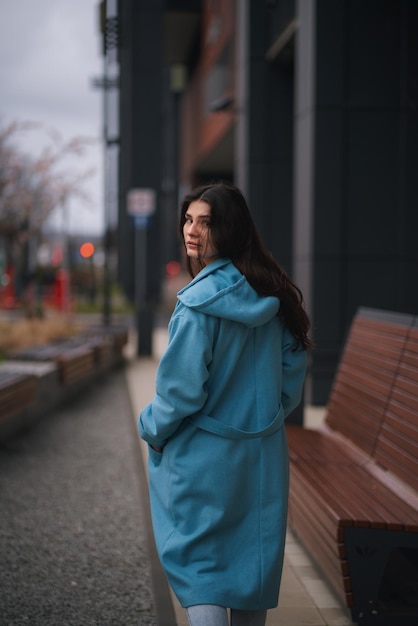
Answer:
[
  {"left": 0, "top": 120, "right": 94, "bottom": 229},
  {"left": 0, "top": 120, "right": 96, "bottom": 314}
]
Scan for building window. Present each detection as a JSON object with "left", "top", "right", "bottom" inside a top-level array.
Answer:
[{"left": 205, "top": 42, "right": 232, "bottom": 115}]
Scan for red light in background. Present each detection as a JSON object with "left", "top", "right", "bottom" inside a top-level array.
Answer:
[
  {"left": 166, "top": 260, "right": 180, "bottom": 277},
  {"left": 51, "top": 247, "right": 63, "bottom": 266},
  {"left": 80, "top": 242, "right": 95, "bottom": 259}
]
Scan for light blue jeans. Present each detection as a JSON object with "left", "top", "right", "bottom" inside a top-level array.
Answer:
[{"left": 186, "top": 604, "right": 267, "bottom": 626}]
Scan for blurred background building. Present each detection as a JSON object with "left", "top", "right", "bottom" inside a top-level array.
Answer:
[{"left": 107, "top": 0, "right": 418, "bottom": 406}]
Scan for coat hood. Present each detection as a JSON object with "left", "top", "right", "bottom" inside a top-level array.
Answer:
[{"left": 177, "top": 258, "right": 279, "bottom": 328}]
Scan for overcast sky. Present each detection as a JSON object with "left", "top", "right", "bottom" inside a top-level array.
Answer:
[{"left": 0, "top": 0, "right": 104, "bottom": 235}]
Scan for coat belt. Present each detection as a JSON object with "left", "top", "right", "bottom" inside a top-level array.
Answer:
[{"left": 187, "top": 407, "right": 285, "bottom": 440}]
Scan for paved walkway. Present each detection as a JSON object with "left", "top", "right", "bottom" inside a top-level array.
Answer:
[
  {"left": 0, "top": 368, "right": 161, "bottom": 625},
  {"left": 126, "top": 327, "right": 355, "bottom": 626}
]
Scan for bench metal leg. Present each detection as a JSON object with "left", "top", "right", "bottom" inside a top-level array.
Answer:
[{"left": 345, "top": 527, "right": 418, "bottom": 626}]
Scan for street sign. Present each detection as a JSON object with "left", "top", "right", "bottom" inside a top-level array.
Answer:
[
  {"left": 127, "top": 188, "right": 156, "bottom": 217},
  {"left": 133, "top": 215, "right": 151, "bottom": 229}
]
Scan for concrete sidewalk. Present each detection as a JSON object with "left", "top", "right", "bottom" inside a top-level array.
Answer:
[{"left": 125, "top": 327, "right": 355, "bottom": 626}]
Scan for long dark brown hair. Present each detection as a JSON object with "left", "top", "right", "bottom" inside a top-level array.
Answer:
[{"left": 179, "top": 182, "right": 313, "bottom": 350}]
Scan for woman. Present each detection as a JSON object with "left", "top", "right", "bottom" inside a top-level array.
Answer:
[{"left": 138, "top": 183, "right": 312, "bottom": 626}]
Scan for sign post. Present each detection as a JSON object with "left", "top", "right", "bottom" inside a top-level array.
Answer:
[{"left": 127, "top": 188, "right": 156, "bottom": 355}]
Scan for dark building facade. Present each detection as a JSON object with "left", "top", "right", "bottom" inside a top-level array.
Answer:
[
  {"left": 115, "top": 0, "right": 418, "bottom": 405},
  {"left": 293, "top": 0, "right": 418, "bottom": 402}
]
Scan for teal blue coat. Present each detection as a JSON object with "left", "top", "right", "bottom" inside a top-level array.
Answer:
[{"left": 138, "top": 258, "right": 306, "bottom": 610}]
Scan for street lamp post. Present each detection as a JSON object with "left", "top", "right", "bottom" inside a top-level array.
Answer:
[{"left": 92, "top": 0, "right": 119, "bottom": 326}]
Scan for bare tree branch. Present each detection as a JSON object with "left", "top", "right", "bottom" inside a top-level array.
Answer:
[{"left": 0, "top": 119, "right": 96, "bottom": 236}]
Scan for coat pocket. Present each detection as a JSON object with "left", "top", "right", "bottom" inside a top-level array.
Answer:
[{"left": 148, "top": 444, "right": 163, "bottom": 466}]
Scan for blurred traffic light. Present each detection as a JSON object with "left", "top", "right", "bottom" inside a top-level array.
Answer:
[{"left": 80, "top": 242, "right": 95, "bottom": 259}]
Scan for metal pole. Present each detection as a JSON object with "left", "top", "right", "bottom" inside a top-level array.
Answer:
[
  {"left": 102, "top": 3, "right": 115, "bottom": 327},
  {"left": 127, "top": 190, "right": 155, "bottom": 357},
  {"left": 102, "top": 50, "right": 111, "bottom": 326},
  {"left": 135, "top": 224, "right": 153, "bottom": 355},
  {"left": 103, "top": 83, "right": 111, "bottom": 326},
  {"left": 93, "top": 0, "right": 119, "bottom": 326}
]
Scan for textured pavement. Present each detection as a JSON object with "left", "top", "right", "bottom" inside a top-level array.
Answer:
[{"left": 0, "top": 369, "right": 160, "bottom": 626}]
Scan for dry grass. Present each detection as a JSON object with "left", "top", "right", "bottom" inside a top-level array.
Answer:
[{"left": 0, "top": 314, "right": 83, "bottom": 356}]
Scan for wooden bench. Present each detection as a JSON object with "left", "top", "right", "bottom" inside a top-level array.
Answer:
[
  {"left": 11, "top": 342, "right": 95, "bottom": 387},
  {"left": 76, "top": 326, "right": 128, "bottom": 369},
  {"left": 54, "top": 347, "right": 95, "bottom": 386},
  {"left": 83, "top": 325, "right": 129, "bottom": 366},
  {"left": 0, "top": 370, "right": 37, "bottom": 422},
  {"left": 8, "top": 326, "right": 128, "bottom": 390},
  {"left": 0, "top": 325, "right": 128, "bottom": 441},
  {"left": 286, "top": 307, "right": 418, "bottom": 626}
]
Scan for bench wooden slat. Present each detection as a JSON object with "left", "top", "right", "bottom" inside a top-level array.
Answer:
[
  {"left": 373, "top": 437, "right": 418, "bottom": 493},
  {"left": 0, "top": 374, "right": 37, "bottom": 421},
  {"left": 326, "top": 392, "right": 386, "bottom": 454},
  {"left": 383, "top": 403, "right": 417, "bottom": 435},
  {"left": 379, "top": 418, "right": 418, "bottom": 460},
  {"left": 288, "top": 456, "right": 418, "bottom": 529},
  {"left": 394, "top": 366, "right": 418, "bottom": 393},
  {"left": 335, "top": 360, "right": 395, "bottom": 395},
  {"left": 343, "top": 341, "right": 405, "bottom": 374},
  {"left": 289, "top": 504, "right": 352, "bottom": 604},
  {"left": 346, "top": 322, "right": 408, "bottom": 362},
  {"left": 55, "top": 348, "right": 95, "bottom": 386},
  {"left": 296, "top": 460, "right": 415, "bottom": 530},
  {"left": 332, "top": 371, "right": 393, "bottom": 412},
  {"left": 289, "top": 475, "right": 353, "bottom": 606},
  {"left": 289, "top": 445, "right": 418, "bottom": 527},
  {"left": 373, "top": 329, "right": 418, "bottom": 492},
  {"left": 389, "top": 386, "right": 418, "bottom": 412},
  {"left": 289, "top": 499, "right": 349, "bottom": 570},
  {"left": 290, "top": 470, "right": 348, "bottom": 543},
  {"left": 287, "top": 426, "right": 357, "bottom": 464},
  {"left": 314, "top": 464, "right": 401, "bottom": 529},
  {"left": 291, "top": 462, "right": 356, "bottom": 527},
  {"left": 352, "top": 315, "right": 409, "bottom": 337},
  {"left": 325, "top": 315, "right": 410, "bottom": 458}
]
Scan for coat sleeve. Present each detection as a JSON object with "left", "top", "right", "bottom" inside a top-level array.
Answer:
[
  {"left": 281, "top": 326, "right": 307, "bottom": 417},
  {"left": 138, "top": 309, "right": 213, "bottom": 449}
]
